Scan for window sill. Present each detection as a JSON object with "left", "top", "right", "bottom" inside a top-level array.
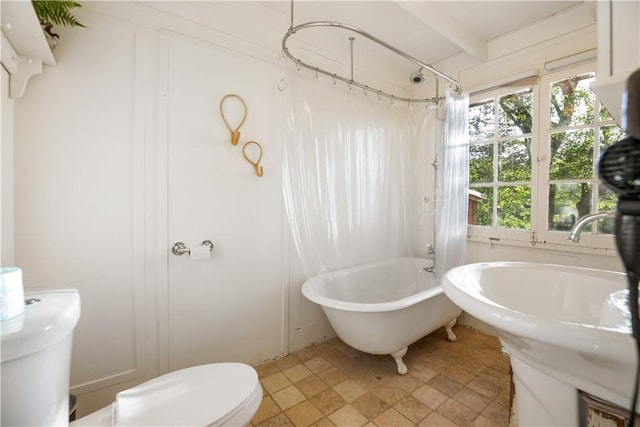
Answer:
[{"left": 466, "top": 235, "right": 619, "bottom": 257}]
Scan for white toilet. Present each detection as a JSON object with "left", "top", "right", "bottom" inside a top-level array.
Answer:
[{"left": 1, "top": 288, "right": 263, "bottom": 426}]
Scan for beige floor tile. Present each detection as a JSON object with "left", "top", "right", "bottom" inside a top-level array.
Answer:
[
  {"left": 437, "top": 398, "right": 479, "bottom": 426},
  {"left": 373, "top": 407, "right": 414, "bottom": 427},
  {"left": 315, "top": 346, "right": 352, "bottom": 365},
  {"left": 256, "top": 413, "right": 294, "bottom": 427},
  {"left": 256, "top": 361, "right": 282, "bottom": 379},
  {"left": 272, "top": 385, "right": 307, "bottom": 411},
  {"left": 407, "top": 363, "right": 438, "bottom": 383},
  {"left": 337, "top": 358, "right": 374, "bottom": 380},
  {"left": 311, "top": 417, "right": 336, "bottom": 427},
  {"left": 276, "top": 355, "right": 303, "bottom": 371},
  {"left": 427, "top": 374, "right": 464, "bottom": 396},
  {"left": 393, "top": 395, "right": 432, "bottom": 424},
  {"left": 333, "top": 379, "right": 367, "bottom": 402},
  {"left": 452, "top": 387, "right": 491, "bottom": 412},
  {"left": 482, "top": 401, "right": 509, "bottom": 426},
  {"left": 252, "top": 396, "right": 282, "bottom": 425},
  {"left": 415, "top": 355, "right": 452, "bottom": 373},
  {"left": 489, "top": 356, "right": 511, "bottom": 375},
  {"left": 285, "top": 400, "right": 324, "bottom": 427},
  {"left": 412, "top": 384, "right": 448, "bottom": 409},
  {"left": 284, "top": 364, "right": 314, "bottom": 383},
  {"left": 419, "top": 411, "right": 458, "bottom": 426},
  {"left": 478, "top": 367, "right": 510, "bottom": 388},
  {"left": 467, "top": 375, "right": 503, "bottom": 399},
  {"left": 317, "top": 367, "right": 349, "bottom": 387},
  {"left": 371, "top": 382, "right": 406, "bottom": 405},
  {"left": 305, "top": 356, "right": 334, "bottom": 373},
  {"left": 353, "top": 374, "right": 386, "bottom": 392},
  {"left": 294, "top": 347, "right": 319, "bottom": 362},
  {"left": 297, "top": 375, "right": 330, "bottom": 398},
  {"left": 262, "top": 372, "right": 292, "bottom": 394},
  {"left": 328, "top": 405, "right": 369, "bottom": 427},
  {"left": 454, "top": 356, "right": 487, "bottom": 375},
  {"left": 442, "top": 364, "right": 476, "bottom": 385},
  {"left": 255, "top": 327, "right": 512, "bottom": 427},
  {"left": 494, "top": 386, "right": 511, "bottom": 407},
  {"left": 471, "top": 347, "right": 502, "bottom": 366},
  {"left": 471, "top": 414, "right": 503, "bottom": 427},
  {"left": 351, "top": 391, "right": 390, "bottom": 420},
  {"left": 386, "top": 373, "right": 423, "bottom": 394},
  {"left": 309, "top": 389, "right": 347, "bottom": 415}
]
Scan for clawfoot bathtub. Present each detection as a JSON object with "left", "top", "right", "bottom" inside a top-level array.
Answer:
[{"left": 301, "top": 257, "right": 462, "bottom": 374}]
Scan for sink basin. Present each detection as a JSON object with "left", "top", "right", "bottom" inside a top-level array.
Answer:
[{"left": 443, "top": 262, "right": 636, "bottom": 426}]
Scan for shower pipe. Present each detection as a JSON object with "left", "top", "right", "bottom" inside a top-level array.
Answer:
[{"left": 281, "top": 21, "right": 462, "bottom": 104}]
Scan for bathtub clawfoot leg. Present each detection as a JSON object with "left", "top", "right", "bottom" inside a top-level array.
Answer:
[
  {"left": 391, "top": 347, "right": 408, "bottom": 375},
  {"left": 445, "top": 318, "right": 457, "bottom": 342}
]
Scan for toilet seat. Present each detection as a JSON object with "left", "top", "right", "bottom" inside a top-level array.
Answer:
[{"left": 73, "top": 363, "right": 262, "bottom": 427}]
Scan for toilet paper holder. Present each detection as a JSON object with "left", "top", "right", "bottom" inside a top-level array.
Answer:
[{"left": 171, "top": 240, "right": 214, "bottom": 256}]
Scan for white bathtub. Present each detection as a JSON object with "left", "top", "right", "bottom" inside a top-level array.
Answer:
[{"left": 301, "top": 257, "right": 462, "bottom": 374}]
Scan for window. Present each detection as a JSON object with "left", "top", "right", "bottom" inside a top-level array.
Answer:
[{"left": 468, "top": 65, "right": 624, "bottom": 248}]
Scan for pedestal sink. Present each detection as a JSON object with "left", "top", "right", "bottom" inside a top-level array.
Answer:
[{"left": 443, "top": 262, "right": 636, "bottom": 426}]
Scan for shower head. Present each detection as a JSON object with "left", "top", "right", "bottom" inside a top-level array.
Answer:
[{"left": 410, "top": 68, "right": 425, "bottom": 85}]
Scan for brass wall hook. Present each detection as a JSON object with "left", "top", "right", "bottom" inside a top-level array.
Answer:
[
  {"left": 219, "top": 94, "right": 248, "bottom": 145},
  {"left": 242, "top": 141, "right": 264, "bottom": 177}
]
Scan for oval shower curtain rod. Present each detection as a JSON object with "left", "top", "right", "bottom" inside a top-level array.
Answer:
[{"left": 281, "top": 21, "right": 462, "bottom": 103}]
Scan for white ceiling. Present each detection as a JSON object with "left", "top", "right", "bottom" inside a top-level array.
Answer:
[{"left": 135, "top": 1, "right": 596, "bottom": 93}]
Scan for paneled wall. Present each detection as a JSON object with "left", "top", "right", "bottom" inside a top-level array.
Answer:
[{"left": 11, "top": 4, "right": 311, "bottom": 415}]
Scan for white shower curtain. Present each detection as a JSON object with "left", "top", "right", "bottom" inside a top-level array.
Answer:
[
  {"left": 436, "top": 93, "right": 470, "bottom": 283},
  {"left": 283, "top": 62, "right": 467, "bottom": 279}
]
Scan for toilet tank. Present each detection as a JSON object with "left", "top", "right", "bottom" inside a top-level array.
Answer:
[{"left": 1, "top": 288, "right": 81, "bottom": 426}]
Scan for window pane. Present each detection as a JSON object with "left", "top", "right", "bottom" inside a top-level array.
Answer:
[
  {"left": 470, "top": 143, "right": 493, "bottom": 184},
  {"left": 498, "top": 89, "right": 533, "bottom": 137},
  {"left": 497, "top": 185, "right": 531, "bottom": 229},
  {"left": 550, "top": 73, "right": 595, "bottom": 128},
  {"left": 600, "top": 103, "right": 614, "bottom": 122},
  {"left": 597, "top": 185, "right": 616, "bottom": 235},
  {"left": 498, "top": 138, "right": 531, "bottom": 182},
  {"left": 548, "top": 183, "right": 593, "bottom": 231},
  {"left": 549, "top": 129, "right": 594, "bottom": 180},
  {"left": 470, "top": 186, "right": 493, "bottom": 226},
  {"left": 599, "top": 124, "right": 625, "bottom": 150},
  {"left": 469, "top": 100, "right": 494, "bottom": 142}
]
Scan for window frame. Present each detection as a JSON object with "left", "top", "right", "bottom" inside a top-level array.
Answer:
[
  {"left": 467, "top": 82, "right": 539, "bottom": 244},
  {"left": 467, "top": 63, "right": 617, "bottom": 251}
]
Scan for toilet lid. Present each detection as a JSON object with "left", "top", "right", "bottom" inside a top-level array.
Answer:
[{"left": 114, "top": 363, "right": 260, "bottom": 426}]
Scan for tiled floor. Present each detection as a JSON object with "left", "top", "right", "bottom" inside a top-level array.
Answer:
[{"left": 251, "top": 326, "right": 512, "bottom": 427}]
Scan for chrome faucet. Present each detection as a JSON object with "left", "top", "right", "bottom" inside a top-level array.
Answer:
[
  {"left": 423, "top": 244, "right": 435, "bottom": 272},
  {"left": 567, "top": 212, "right": 616, "bottom": 242}
]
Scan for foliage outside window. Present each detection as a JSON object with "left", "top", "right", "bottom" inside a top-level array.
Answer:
[
  {"left": 468, "top": 66, "right": 624, "bottom": 248},
  {"left": 469, "top": 88, "right": 533, "bottom": 231}
]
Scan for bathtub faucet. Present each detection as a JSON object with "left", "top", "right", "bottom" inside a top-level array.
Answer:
[
  {"left": 567, "top": 212, "right": 615, "bottom": 243},
  {"left": 423, "top": 244, "right": 435, "bottom": 272}
]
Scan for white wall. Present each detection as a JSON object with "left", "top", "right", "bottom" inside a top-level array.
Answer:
[
  {"left": 14, "top": 10, "right": 157, "bottom": 413},
  {"left": 1, "top": 66, "right": 14, "bottom": 266},
  {"left": 11, "top": 3, "right": 306, "bottom": 415}
]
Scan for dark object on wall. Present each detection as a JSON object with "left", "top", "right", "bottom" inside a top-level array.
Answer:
[{"left": 598, "top": 67, "right": 640, "bottom": 426}]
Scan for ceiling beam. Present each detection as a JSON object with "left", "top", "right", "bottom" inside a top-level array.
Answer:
[{"left": 394, "top": 1, "right": 488, "bottom": 61}]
